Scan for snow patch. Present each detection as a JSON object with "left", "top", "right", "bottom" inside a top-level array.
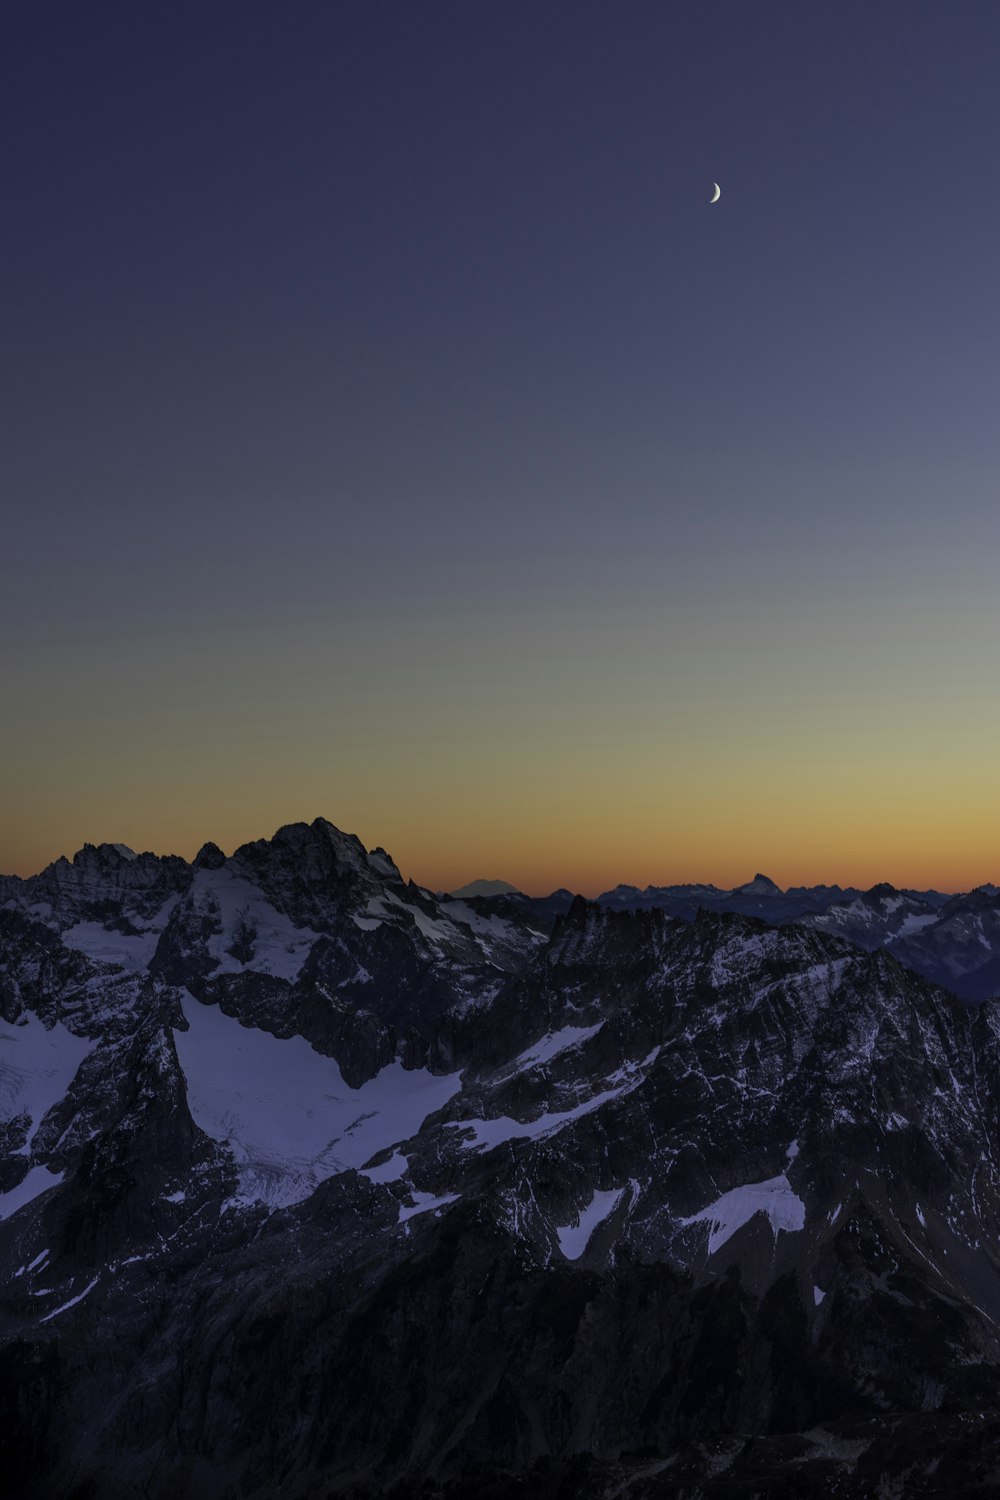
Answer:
[
  {"left": 174, "top": 993, "right": 460, "bottom": 1209},
  {"left": 360, "top": 1151, "right": 409, "bottom": 1184},
  {"left": 449, "top": 1051, "right": 657, "bottom": 1154},
  {"left": 60, "top": 919, "right": 159, "bottom": 970},
  {"left": 190, "top": 868, "right": 320, "bottom": 981},
  {"left": 682, "top": 1173, "right": 806, "bottom": 1254},
  {"left": 14, "top": 1247, "right": 50, "bottom": 1279},
  {"left": 891, "top": 912, "right": 938, "bottom": 940},
  {"left": 39, "top": 1274, "right": 100, "bottom": 1324},
  {"left": 61, "top": 893, "right": 181, "bottom": 970},
  {"left": 556, "top": 1187, "right": 625, "bottom": 1259},
  {"left": 398, "top": 1191, "right": 460, "bottom": 1223},
  {"left": 440, "top": 898, "right": 544, "bottom": 952},
  {"left": 510, "top": 1022, "right": 604, "bottom": 1074},
  {"left": 384, "top": 892, "right": 456, "bottom": 948},
  {"left": 0, "top": 1015, "right": 94, "bottom": 1156}
]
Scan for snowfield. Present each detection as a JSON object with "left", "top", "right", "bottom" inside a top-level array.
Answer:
[
  {"left": 556, "top": 1187, "right": 626, "bottom": 1259},
  {"left": 682, "top": 1172, "right": 806, "bottom": 1254},
  {"left": 0, "top": 1014, "right": 95, "bottom": 1157},
  {"left": 174, "top": 992, "right": 462, "bottom": 1208}
]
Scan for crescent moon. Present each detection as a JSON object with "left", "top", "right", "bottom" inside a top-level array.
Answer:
[{"left": 710, "top": 182, "right": 721, "bottom": 203}]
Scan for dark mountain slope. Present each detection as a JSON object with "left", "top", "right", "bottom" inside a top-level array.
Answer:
[{"left": 2, "top": 828, "right": 1000, "bottom": 1496}]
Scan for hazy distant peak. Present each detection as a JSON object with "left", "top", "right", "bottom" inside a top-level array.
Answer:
[{"left": 450, "top": 878, "right": 520, "bottom": 899}]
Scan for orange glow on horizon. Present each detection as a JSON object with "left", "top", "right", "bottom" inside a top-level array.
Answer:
[{"left": 4, "top": 802, "right": 996, "bottom": 900}]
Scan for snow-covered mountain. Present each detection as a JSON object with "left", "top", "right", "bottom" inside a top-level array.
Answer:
[
  {"left": 3, "top": 822, "right": 1000, "bottom": 1497},
  {"left": 890, "top": 885, "right": 1000, "bottom": 1002},
  {"left": 799, "top": 882, "right": 1000, "bottom": 1002},
  {"left": 798, "top": 881, "right": 940, "bottom": 949}
]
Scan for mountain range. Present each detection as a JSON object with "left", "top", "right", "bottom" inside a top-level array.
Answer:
[
  {"left": 2, "top": 818, "right": 1000, "bottom": 1497},
  {"left": 476, "top": 870, "right": 998, "bottom": 1003}
]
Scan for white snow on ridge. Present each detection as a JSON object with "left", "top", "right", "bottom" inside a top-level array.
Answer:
[
  {"left": 682, "top": 1173, "right": 806, "bottom": 1254},
  {"left": 448, "top": 1049, "right": 658, "bottom": 1154},
  {"left": 61, "top": 893, "right": 181, "bottom": 970},
  {"left": 39, "top": 1274, "right": 100, "bottom": 1323},
  {"left": 191, "top": 869, "right": 320, "bottom": 982},
  {"left": 0, "top": 1014, "right": 94, "bottom": 1155},
  {"left": 510, "top": 1022, "right": 604, "bottom": 1074},
  {"left": 439, "top": 898, "right": 544, "bottom": 952},
  {"left": 60, "top": 915, "right": 168, "bottom": 971},
  {"left": 398, "top": 1190, "right": 460, "bottom": 1223},
  {"left": 556, "top": 1187, "right": 625, "bottom": 1259},
  {"left": 384, "top": 892, "right": 456, "bottom": 948},
  {"left": 174, "top": 994, "right": 461, "bottom": 1209},
  {"left": 891, "top": 912, "right": 937, "bottom": 940}
]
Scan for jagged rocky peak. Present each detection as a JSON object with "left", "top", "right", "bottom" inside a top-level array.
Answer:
[
  {"left": 221, "top": 818, "right": 379, "bottom": 921},
  {"left": 737, "top": 871, "right": 782, "bottom": 895},
  {"left": 367, "top": 845, "right": 402, "bottom": 880},
  {"left": 8, "top": 840, "right": 193, "bottom": 930},
  {"left": 192, "top": 841, "right": 227, "bottom": 871},
  {"left": 942, "top": 884, "right": 1000, "bottom": 914},
  {"left": 865, "top": 880, "right": 899, "bottom": 901},
  {"left": 546, "top": 892, "right": 672, "bottom": 967},
  {"left": 73, "top": 841, "right": 135, "bottom": 866},
  {"left": 232, "top": 816, "right": 412, "bottom": 895}
]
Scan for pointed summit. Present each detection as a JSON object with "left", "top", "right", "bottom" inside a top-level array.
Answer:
[
  {"left": 736, "top": 873, "right": 782, "bottom": 896},
  {"left": 193, "top": 841, "right": 226, "bottom": 871},
  {"left": 865, "top": 882, "right": 899, "bottom": 901}
]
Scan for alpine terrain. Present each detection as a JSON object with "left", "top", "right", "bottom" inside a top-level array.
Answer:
[{"left": 2, "top": 819, "right": 1000, "bottom": 1498}]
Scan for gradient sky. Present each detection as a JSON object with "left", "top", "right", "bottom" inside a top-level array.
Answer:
[{"left": 4, "top": 1, "right": 1000, "bottom": 894}]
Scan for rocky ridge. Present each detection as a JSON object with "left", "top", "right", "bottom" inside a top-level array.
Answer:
[{"left": 2, "top": 821, "right": 1000, "bottom": 1497}]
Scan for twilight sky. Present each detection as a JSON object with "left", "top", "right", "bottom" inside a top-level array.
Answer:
[{"left": 4, "top": 1, "right": 999, "bottom": 893}]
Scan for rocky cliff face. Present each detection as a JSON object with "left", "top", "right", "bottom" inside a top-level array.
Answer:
[{"left": 3, "top": 823, "right": 1000, "bottom": 1497}]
